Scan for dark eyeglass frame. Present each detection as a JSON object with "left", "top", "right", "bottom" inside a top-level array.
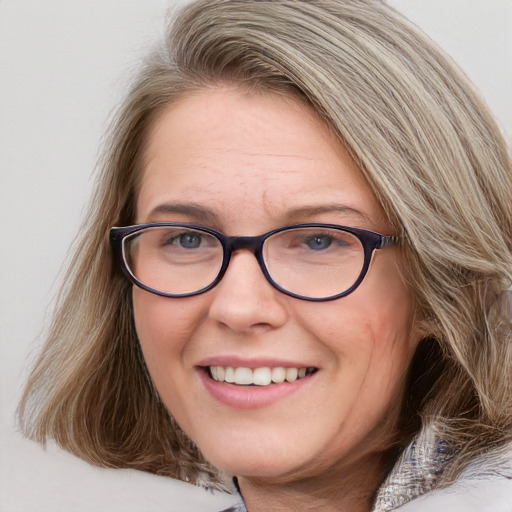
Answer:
[{"left": 110, "top": 222, "right": 398, "bottom": 302}]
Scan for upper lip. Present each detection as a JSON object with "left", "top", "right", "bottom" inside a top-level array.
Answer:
[{"left": 197, "top": 356, "right": 317, "bottom": 369}]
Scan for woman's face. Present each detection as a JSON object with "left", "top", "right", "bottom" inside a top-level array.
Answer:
[{"left": 133, "top": 87, "right": 420, "bottom": 482}]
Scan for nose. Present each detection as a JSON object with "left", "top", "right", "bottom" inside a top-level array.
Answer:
[{"left": 208, "top": 250, "right": 288, "bottom": 334}]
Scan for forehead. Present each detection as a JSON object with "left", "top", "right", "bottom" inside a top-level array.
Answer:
[{"left": 137, "top": 87, "right": 387, "bottom": 232}]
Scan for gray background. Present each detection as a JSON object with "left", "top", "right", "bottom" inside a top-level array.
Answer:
[{"left": 1, "top": 1, "right": 511, "bottom": 510}]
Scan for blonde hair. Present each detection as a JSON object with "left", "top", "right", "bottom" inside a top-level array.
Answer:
[{"left": 19, "top": 0, "right": 512, "bottom": 494}]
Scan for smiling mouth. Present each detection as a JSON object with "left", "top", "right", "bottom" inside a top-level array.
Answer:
[{"left": 206, "top": 366, "right": 317, "bottom": 386}]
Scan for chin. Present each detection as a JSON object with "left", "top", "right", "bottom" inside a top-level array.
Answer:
[
  {"left": 203, "top": 444, "right": 292, "bottom": 477},
  {"left": 194, "top": 430, "right": 331, "bottom": 482}
]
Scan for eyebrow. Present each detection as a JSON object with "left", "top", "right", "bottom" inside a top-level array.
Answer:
[
  {"left": 147, "top": 202, "right": 371, "bottom": 225},
  {"left": 284, "top": 204, "right": 372, "bottom": 224},
  {"left": 147, "top": 203, "right": 221, "bottom": 224}
]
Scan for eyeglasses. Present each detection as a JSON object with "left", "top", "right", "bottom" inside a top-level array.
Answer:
[{"left": 110, "top": 223, "right": 398, "bottom": 301}]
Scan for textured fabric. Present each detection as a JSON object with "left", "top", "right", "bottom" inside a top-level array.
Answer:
[
  {"left": 216, "top": 435, "right": 512, "bottom": 512},
  {"left": 374, "top": 432, "right": 512, "bottom": 511},
  {"left": 373, "top": 428, "right": 454, "bottom": 511}
]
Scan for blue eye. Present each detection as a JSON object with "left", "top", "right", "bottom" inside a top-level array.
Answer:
[
  {"left": 176, "top": 232, "right": 202, "bottom": 249},
  {"left": 305, "top": 234, "right": 332, "bottom": 250},
  {"left": 160, "top": 231, "right": 205, "bottom": 249}
]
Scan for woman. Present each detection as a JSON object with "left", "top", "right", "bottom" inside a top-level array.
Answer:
[{"left": 18, "top": 1, "right": 512, "bottom": 510}]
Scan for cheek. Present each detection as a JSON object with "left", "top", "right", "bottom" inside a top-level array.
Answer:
[
  {"left": 296, "top": 269, "right": 416, "bottom": 361},
  {"left": 132, "top": 288, "right": 204, "bottom": 375},
  {"left": 293, "top": 253, "right": 418, "bottom": 411},
  {"left": 360, "top": 251, "right": 418, "bottom": 346},
  {"left": 352, "top": 257, "right": 419, "bottom": 416}
]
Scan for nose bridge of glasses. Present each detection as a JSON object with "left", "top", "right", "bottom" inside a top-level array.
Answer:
[{"left": 226, "top": 235, "right": 263, "bottom": 255}]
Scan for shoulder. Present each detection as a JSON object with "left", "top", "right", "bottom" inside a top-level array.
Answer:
[
  {"left": 395, "top": 476, "right": 512, "bottom": 512},
  {"left": 395, "top": 448, "right": 512, "bottom": 512},
  {"left": 217, "top": 481, "right": 246, "bottom": 512},
  {"left": 218, "top": 505, "right": 246, "bottom": 512}
]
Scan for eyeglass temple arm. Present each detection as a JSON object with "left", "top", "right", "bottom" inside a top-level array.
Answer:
[{"left": 380, "top": 235, "right": 399, "bottom": 248}]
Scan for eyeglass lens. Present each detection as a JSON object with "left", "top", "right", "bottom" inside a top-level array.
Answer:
[{"left": 123, "top": 225, "right": 366, "bottom": 299}]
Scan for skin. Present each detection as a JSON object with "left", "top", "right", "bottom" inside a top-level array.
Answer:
[{"left": 133, "top": 87, "right": 422, "bottom": 511}]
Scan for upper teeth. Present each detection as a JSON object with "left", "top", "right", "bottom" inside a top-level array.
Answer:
[{"left": 209, "top": 366, "right": 315, "bottom": 386}]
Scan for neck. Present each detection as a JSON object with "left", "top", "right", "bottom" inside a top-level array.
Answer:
[{"left": 237, "top": 451, "right": 390, "bottom": 512}]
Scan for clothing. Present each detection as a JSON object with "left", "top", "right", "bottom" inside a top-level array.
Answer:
[
  {"left": 218, "top": 435, "right": 512, "bottom": 512},
  {"left": 219, "top": 504, "right": 246, "bottom": 512},
  {"left": 395, "top": 476, "right": 512, "bottom": 512},
  {"left": 374, "top": 430, "right": 512, "bottom": 511},
  {"left": 219, "top": 478, "right": 246, "bottom": 512},
  {"left": 220, "top": 476, "right": 512, "bottom": 512}
]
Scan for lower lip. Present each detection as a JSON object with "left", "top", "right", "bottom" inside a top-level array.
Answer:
[{"left": 198, "top": 369, "right": 316, "bottom": 409}]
